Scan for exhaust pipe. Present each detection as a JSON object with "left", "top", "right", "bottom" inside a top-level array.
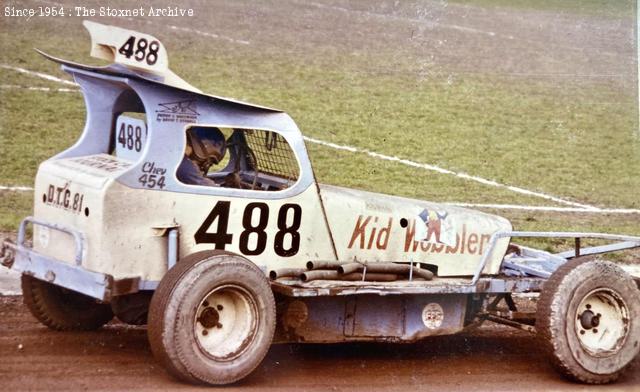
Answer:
[
  {"left": 301, "top": 270, "right": 399, "bottom": 282},
  {"left": 337, "top": 262, "right": 361, "bottom": 274},
  {"left": 340, "top": 272, "right": 398, "bottom": 282},
  {"left": 273, "top": 262, "right": 434, "bottom": 282},
  {"left": 338, "top": 262, "right": 433, "bottom": 280},
  {"left": 305, "top": 261, "right": 343, "bottom": 270},
  {"left": 269, "top": 268, "right": 306, "bottom": 280},
  {"left": 301, "top": 270, "right": 340, "bottom": 282},
  {"left": 365, "top": 263, "right": 433, "bottom": 280}
]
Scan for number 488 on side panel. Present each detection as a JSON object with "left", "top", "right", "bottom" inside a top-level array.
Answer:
[{"left": 195, "top": 201, "right": 302, "bottom": 257}]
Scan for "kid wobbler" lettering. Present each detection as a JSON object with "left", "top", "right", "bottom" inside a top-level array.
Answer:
[{"left": 347, "top": 215, "right": 393, "bottom": 250}]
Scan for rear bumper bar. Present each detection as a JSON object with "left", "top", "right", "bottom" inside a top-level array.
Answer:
[{"left": 2, "top": 216, "right": 140, "bottom": 301}]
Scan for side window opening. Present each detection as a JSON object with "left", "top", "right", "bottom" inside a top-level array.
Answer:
[
  {"left": 108, "top": 89, "right": 147, "bottom": 162},
  {"left": 177, "top": 126, "right": 299, "bottom": 191}
]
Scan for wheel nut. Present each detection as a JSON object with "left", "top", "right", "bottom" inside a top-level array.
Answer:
[
  {"left": 197, "top": 307, "right": 220, "bottom": 329},
  {"left": 593, "top": 328, "right": 598, "bottom": 333},
  {"left": 216, "top": 323, "right": 223, "bottom": 329},
  {"left": 203, "top": 301, "right": 209, "bottom": 307},
  {"left": 202, "top": 330, "right": 208, "bottom": 336},
  {"left": 580, "top": 330, "right": 585, "bottom": 335},
  {"left": 579, "top": 310, "right": 598, "bottom": 330},
  {"left": 217, "top": 304, "right": 223, "bottom": 311},
  {"left": 586, "top": 304, "right": 591, "bottom": 309}
]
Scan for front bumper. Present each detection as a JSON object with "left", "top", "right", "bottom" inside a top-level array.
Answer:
[{"left": 1, "top": 217, "right": 141, "bottom": 301}]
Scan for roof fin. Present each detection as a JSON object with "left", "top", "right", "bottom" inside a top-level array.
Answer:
[{"left": 83, "top": 20, "right": 201, "bottom": 93}]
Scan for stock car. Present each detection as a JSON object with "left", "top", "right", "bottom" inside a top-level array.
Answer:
[{"left": 1, "top": 21, "right": 639, "bottom": 386}]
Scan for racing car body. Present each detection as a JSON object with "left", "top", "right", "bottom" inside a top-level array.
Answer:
[{"left": 2, "top": 21, "right": 639, "bottom": 386}]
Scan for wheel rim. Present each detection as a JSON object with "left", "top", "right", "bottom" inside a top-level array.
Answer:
[
  {"left": 194, "top": 285, "right": 258, "bottom": 361},
  {"left": 574, "top": 288, "right": 630, "bottom": 356}
]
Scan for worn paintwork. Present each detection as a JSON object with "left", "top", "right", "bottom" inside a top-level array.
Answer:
[
  {"left": 270, "top": 276, "right": 546, "bottom": 297},
  {"left": 33, "top": 157, "right": 335, "bottom": 282},
  {"left": 2, "top": 19, "right": 638, "bottom": 388},
  {"left": 26, "top": 21, "right": 513, "bottom": 287},
  {"left": 274, "top": 294, "right": 469, "bottom": 343},
  {"left": 320, "top": 185, "right": 511, "bottom": 276}
]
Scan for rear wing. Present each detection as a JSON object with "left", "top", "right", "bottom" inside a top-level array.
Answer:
[{"left": 83, "top": 20, "right": 200, "bottom": 92}]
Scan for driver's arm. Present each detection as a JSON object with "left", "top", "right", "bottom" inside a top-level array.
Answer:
[{"left": 177, "top": 156, "right": 219, "bottom": 187}]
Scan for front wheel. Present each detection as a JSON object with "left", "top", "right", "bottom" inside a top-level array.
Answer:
[
  {"left": 536, "top": 258, "right": 640, "bottom": 384},
  {"left": 147, "top": 251, "right": 276, "bottom": 385}
]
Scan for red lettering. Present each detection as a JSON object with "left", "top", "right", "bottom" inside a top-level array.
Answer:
[
  {"left": 445, "top": 233, "right": 461, "bottom": 254},
  {"left": 460, "top": 224, "right": 467, "bottom": 254},
  {"left": 421, "top": 240, "right": 430, "bottom": 252},
  {"left": 432, "top": 242, "right": 445, "bottom": 253},
  {"left": 468, "top": 233, "right": 479, "bottom": 254},
  {"left": 376, "top": 218, "right": 392, "bottom": 250},
  {"left": 404, "top": 219, "right": 419, "bottom": 252},
  {"left": 367, "top": 217, "right": 378, "bottom": 249},
  {"left": 348, "top": 215, "right": 371, "bottom": 249}
]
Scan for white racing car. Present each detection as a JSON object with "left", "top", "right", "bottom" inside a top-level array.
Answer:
[{"left": 1, "top": 21, "right": 639, "bottom": 386}]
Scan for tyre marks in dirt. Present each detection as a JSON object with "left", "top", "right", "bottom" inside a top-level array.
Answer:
[{"left": 1, "top": 296, "right": 639, "bottom": 390}]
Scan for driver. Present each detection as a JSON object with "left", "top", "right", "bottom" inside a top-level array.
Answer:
[{"left": 177, "top": 127, "right": 226, "bottom": 186}]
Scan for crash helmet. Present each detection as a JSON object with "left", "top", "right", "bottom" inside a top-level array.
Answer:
[{"left": 186, "top": 127, "right": 227, "bottom": 172}]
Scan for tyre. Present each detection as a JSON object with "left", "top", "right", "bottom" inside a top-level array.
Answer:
[
  {"left": 147, "top": 250, "right": 276, "bottom": 385},
  {"left": 21, "top": 275, "right": 114, "bottom": 331},
  {"left": 536, "top": 258, "right": 640, "bottom": 384},
  {"left": 111, "top": 291, "right": 153, "bottom": 325}
]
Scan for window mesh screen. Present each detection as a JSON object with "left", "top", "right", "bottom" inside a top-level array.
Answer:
[{"left": 243, "top": 130, "right": 299, "bottom": 183}]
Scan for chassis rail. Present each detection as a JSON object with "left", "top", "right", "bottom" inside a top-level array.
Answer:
[
  {"left": 3, "top": 219, "right": 639, "bottom": 300},
  {"left": 471, "top": 231, "right": 640, "bottom": 285},
  {"left": 271, "top": 230, "right": 640, "bottom": 297},
  {"left": 271, "top": 276, "right": 546, "bottom": 297}
]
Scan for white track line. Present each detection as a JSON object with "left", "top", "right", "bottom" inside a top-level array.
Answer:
[
  {"left": 1, "top": 84, "right": 79, "bottom": 93},
  {"left": 4, "top": 67, "right": 635, "bottom": 214},
  {"left": 168, "top": 25, "right": 250, "bottom": 45},
  {"left": 34, "top": 0, "right": 64, "bottom": 6},
  {"left": 0, "top": 186, "right": 34, "bottom": 191},
  {"left": 0, "top": 64, "right": 77, "bottom": 86},
  {"left": 303, "top": 136, "right": 602, "bottom": 211},
  {"left": 120, "top": 16, "right": 250, "bottom": 45},
  {"left": 124, "top": 18, "right": 251, "bottom": 45},
  {"left": 304, "top": 1, "right": 624, "bottom": 59},
  {"left": 445, "top": 203, "right": 640, "bottom": 214},
  {"left": 307, "top": 2, "right": 499, "bottom": 38}
]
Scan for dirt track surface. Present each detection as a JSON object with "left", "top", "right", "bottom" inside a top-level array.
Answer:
[
  {"left": 1, "top": 295, "right": 638, "bottom": 391},
  {"left": 1, "top": 1, "right": 638, "bottom": 391}
]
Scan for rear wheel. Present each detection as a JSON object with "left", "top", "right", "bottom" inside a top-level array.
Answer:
[
  {"left": 536, "top": 259, "right": 640, "bottom": 384},
  {"left": 21, "top": 275, "right": 114, "bottom": 331},
  {"left": 148, "top": 251, "right": 276, "bottom": 385}
]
